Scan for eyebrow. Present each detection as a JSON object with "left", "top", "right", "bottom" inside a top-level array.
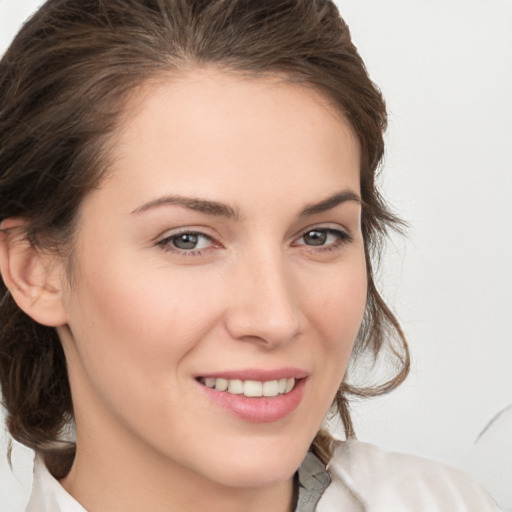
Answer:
[
  {"left": 131, "top": 189, "right": 361, "bottom": 219},
  {"left": 299, "top": 190, "right": 361, "bottom": 217},
  {"left": 131, "top": 195, "right": 240, "bottom": 219}
]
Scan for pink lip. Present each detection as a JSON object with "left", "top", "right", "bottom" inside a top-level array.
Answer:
[
  {"left": 198, "top": 368, "right": 308, "bottom": 381},
  {"left": 195, "top": 368, "right": 308, "bottom": 423}
]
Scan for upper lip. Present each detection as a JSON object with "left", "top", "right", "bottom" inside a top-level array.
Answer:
[{"left": 196, "top": 368, "right": 308, "bottom": 381}]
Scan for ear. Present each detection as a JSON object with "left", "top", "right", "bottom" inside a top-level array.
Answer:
[{"left": 0, "top": 218, "right": 68, "bottom": 327}]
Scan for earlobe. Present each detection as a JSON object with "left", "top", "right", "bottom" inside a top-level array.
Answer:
[{"left": 0, "top": 218, "right": 68, "bottom": 327}]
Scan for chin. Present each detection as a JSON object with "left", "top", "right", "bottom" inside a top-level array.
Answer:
[
  {"left": 206, "top": 461, "right": 297, "bottom": 489},
  {"left": 194, "top": 435, "right": 312, "bottom": 489}
]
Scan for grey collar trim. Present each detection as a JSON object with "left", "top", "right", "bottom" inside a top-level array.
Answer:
[{"left": 295, "top": 451, "right": 331, "bottom": 512}]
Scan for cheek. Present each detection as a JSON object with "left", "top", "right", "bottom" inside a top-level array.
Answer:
[
  {"left": 66, "top": 250, "right": 247, "bottom": 408},
  {"left": 62, "top": 259, "right": 228, "bottom": 443},
  {"left": 68, "top": 261, "right": 222, "bottom": 372},
  {"left": 300, "top": 255, "right": 367, "bottom": 354},
  {"left": 298, "top": 255, "right": 367, "bottom": 414}
]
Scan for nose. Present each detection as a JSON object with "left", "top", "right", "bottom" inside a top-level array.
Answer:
[{"left": 224, "top": 251, "right": 302, "bottom": 348}]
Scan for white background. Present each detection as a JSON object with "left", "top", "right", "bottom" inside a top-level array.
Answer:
[{"left": 1, "top": 0, "right": 511, "bottom": 510}]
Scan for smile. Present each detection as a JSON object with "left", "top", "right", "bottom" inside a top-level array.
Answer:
[{"left": 198, "top": 377, "right": 296, "bottom": 397}]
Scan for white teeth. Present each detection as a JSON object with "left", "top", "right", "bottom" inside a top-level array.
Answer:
[
  {"left": 244, "top": 380, "right": 263, "bottom": 397},
  {"left": 203, "top": 377, "right": 297, "bottom": 397},
  {"left": 227, "top": 379, "right": 244, "bottom": 394},
  {"left": 215, "top": 378, "right": 228, "bottom": 391},
  {"left": 204, "top": 378, "right": 216, "bottom": 388},
  {"left": 262, "top": 380, "right": 279, "bottom": 397}
]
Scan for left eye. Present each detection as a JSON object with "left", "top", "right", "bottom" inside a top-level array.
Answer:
[
  {"left": 296, "top": 228, "right": 347, "bottom": 247},
  {"left": 161, "top": 232, "right": 213, "bottom": 251}
]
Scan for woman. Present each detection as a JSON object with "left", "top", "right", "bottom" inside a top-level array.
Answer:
[{"left": 0, "top": 1, "right": 499, "bottom": 510}]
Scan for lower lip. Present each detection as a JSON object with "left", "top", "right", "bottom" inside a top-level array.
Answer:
[{"left": 198, "top": 378, "right": 306, "bottom": 423}]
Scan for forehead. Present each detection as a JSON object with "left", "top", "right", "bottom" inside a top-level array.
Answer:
[{"left": 99, "top": 67, "right": 360, "bottom": 212}]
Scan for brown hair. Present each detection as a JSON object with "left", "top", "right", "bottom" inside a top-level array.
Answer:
[{"left": 0, "top": 0, "right": 409, "bottom": 477}]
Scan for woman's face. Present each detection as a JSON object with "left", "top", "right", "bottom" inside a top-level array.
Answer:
[{"left": 57, "top": 68, "right": 366, "bottom": 489}]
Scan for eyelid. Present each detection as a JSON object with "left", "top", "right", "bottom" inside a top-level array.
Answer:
[
  {"left": 156, "top": 225, "right": 217, "bottom": 242},
  {"left": 294, "top": 223, "right": 352, "bottom": 239}
]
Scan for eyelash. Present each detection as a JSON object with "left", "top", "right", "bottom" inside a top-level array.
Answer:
[{"left": 156, "top": 227, "right": 353, "bottom": 256}]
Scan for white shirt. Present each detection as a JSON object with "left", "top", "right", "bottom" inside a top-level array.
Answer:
[{"left": 26, "top": 440, "right": 499, "bottom": 512}]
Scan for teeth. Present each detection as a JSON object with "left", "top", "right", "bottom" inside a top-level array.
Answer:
[
  {"left": 227, "top": 379, "right": 244, "bottom": 394},
  {"left": 204, "top": 378, "right": 216, "bottom": 388},
  {"left": 244, "top": 380, "right": 263, "bottom": 397},
  {"left": 262, "top": 380, "right": 279, "bottom": 397},
  {"left": 201, "top": 377, "right": 297, "bottom": 397},
  {"left": 215, "top": 378, "right": 228, "bottom": 391}
]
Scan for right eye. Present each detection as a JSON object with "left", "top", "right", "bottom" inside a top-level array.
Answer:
[{"left": 157, "top": 231, "right": 215, "bottom": 254}]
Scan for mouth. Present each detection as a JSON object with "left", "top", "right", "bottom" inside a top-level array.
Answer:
[
  {"left": 197, "top": 377, "right": 297, "bottom": 397},
  {"left": 195, "top": 370, "right": 307, "bottom": 422}
]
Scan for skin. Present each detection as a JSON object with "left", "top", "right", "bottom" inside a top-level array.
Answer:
[{"left": 42, "top": 68, "right": 366, "bottom": 511}]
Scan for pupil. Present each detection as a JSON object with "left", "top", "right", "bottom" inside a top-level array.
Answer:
[
  {"left": 304, "top": 230, "right": 326, "bottom": 246},
  {"left": 174, "top": 233, "right": 198, "bottom": 250}
]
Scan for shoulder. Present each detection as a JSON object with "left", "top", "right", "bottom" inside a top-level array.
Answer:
[{"left": 318, "top": 440, "right": 499, "bottom": 512}]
